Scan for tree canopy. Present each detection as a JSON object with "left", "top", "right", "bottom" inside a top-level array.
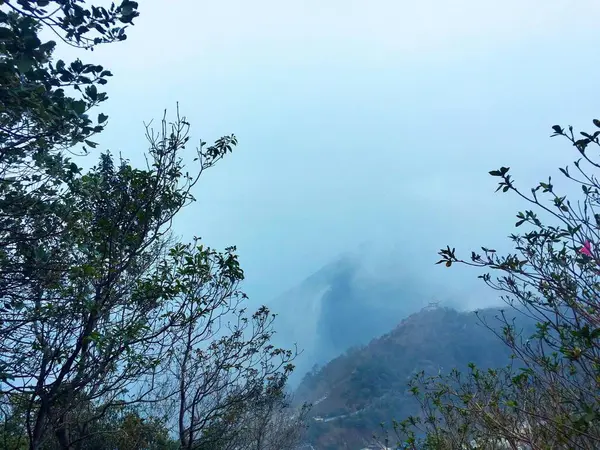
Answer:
[{"left": 0, "top": 2, "right": 307, "bottom": 449}]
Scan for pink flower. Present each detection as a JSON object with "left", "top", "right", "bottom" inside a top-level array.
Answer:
[{"left": 580, "top": 240, "right": 593, "bottom": 257}]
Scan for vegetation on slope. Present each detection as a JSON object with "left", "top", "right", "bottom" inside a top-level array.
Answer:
[{"left": 295, "top": 306, "right": 533, "bottom": 449}]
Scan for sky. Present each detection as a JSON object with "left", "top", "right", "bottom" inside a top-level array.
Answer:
[{"left": 54, "top": 0, "right": 600, "bottom": 308}]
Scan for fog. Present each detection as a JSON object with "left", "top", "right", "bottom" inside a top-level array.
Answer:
[{"left": 50, "top": 0, "right": 600, "bottom": 373}]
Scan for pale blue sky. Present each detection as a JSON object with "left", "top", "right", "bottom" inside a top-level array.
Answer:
[{"left": 56, "top": 0, "right": 600, "bottom": 307}]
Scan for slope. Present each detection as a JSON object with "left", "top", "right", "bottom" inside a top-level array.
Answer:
[
  {"left": 294, "top": 306, "right": 534, "bottom": 450},
  {"left": 267, "top": 255, "right": 433, "bottom": 387}
]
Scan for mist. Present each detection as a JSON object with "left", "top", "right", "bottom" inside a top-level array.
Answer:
[{"left": 47, "top": 0, "right": 600, "bottom": 377}]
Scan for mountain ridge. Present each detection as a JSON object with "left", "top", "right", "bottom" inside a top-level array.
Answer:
[
  {"left": 267, "top": 254, "right": 435, "bottom": 386},
  {"left": 294, "top": 306, "right": 535, "bottom": 450}
]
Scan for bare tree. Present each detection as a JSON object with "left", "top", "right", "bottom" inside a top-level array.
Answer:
[
  {"left": 163, "top": 296, "right": 298, "bottom": 449},
  {"left": 185, "top": 373, "right": 310, "bottom": 450},
  {"left": 229, "top": 390, "right": 310, "bottom": 450}
]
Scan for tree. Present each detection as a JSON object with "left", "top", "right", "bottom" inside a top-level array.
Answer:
[
  {"left": 0, "top": 0, "right": 139, "bottom": 160},
  {"left": 233, "top": 388, "right": 310, "bottom": 450},
  {"left": 390, "top": 119, "right": 600, "bottom": 449},
  {"left": 0, "top": 0, "right": 140, "bottom": 342},
  {"left": 160, "top": 277, "right": 299, "bottom": 448},
  {"left": 2, "top": 396, "right": 178, "bottom": 450},
  {"left": 0, "top": 108, "right": 239, "bottom": 450},
  {"left": 190, "top": 375, "right": 310, "bottom": 450},
  {"left": 1, "top": 3, "right": 303, "bottom": 450},
  {"left": 0, "top": 99, "right": 302, "bottom": 450}
]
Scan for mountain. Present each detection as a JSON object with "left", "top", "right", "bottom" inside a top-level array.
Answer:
[
  {"left": 293, "top": 306, "right": 534, "bottom": 450},
  {"left": 267, "top": 254, "right": 437, "bottom": 387}
]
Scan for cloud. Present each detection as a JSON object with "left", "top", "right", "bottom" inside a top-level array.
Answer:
[{"left": 45, "top": 0, "right": 600, "bottom": 307}]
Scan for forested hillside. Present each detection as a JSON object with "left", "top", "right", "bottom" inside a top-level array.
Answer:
[{"left": 294, "top": 307, "right": 533, "bottom": 449}]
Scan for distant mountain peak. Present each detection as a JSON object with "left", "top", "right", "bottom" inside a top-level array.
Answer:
[{"left": 267, "top": 255, "right": 431, "bottom": 387}]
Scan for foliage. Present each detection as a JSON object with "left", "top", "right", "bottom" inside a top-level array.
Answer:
[
  {"left": 2, "top": 398, "right": 178, "bottom": 450},
  {"left": 0, "top": 0, "right": 139, "bottom": 349},
  {"left": 0, "top": 2, "right": 303, "bottom": 450},
  {"left": 191, "top": 375, "right": 310, "bottom": 450},
  {"left": 154, "top": 244, "right": 299, "bottom": 449},
  {"left": 0, "top": 100, "right": 249, "bottom": 448},
  {"left": 0, "top": 0, "right": 138, "bottom": 159},
  {"left": 392, "top": 119, "right": 600, "bottom": 449}
]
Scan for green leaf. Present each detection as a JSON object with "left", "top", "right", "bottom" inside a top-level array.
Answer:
[
  {"left": 72, "top": 100, "right": 86, "bottom": 115},
  {"left": 0, "top": 27, "right": 12, "bottom": 40},
  {"left": 38, "top": 41, "right": 56, "bottom": 54},
  {"left": 23, "top": 35, "right": 41, "bottom": 50},
  {"left": 98, "top": 113, "right": 108, "bottom": 123},
  {"left": 590, "top": 328, "right": 600, "bottom": 339},
  {"left": 15, "top": 57, "right": 35, "bottom": 73},
  {"left": 85, "top": 84, "right": 98, "bottom": 101}
]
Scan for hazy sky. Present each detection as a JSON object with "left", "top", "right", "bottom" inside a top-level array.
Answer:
[{"left": 56, "top": 0, "right": 600, "bottom": 307}]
